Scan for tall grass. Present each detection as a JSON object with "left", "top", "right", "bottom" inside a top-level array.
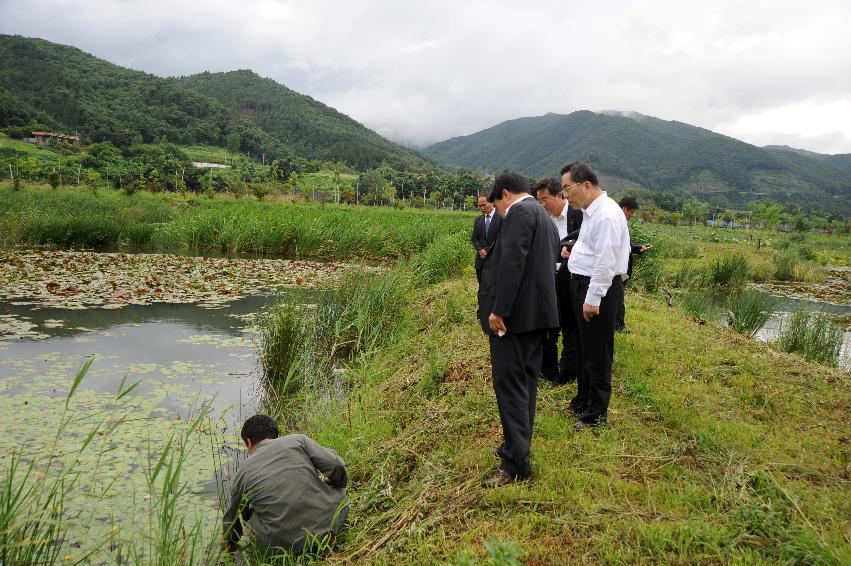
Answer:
[
  {"left": 705, "top": 254, "right": 751, "bottom": 288},
  {"left": 773, "top": 248, "right": 825, "bottom": 282},
  {"left": 258, "top": 232, "right": 468, "bottom": 399},
  {"left": 727, "top": 291, "right": 776, "bottom": 337},
  {"left": 0, "top": 185, "right": 472, "bottom": 260},
  {"left": 776, "top": 311, "right": 844, "bottom": 367},
  {"left": 680, "top": 289, "right": 720, "bottom": 322}
]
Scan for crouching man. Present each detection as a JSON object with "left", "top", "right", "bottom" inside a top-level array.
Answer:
[{"left": 222, "top": 415, "right": 348, "bottom": 556}]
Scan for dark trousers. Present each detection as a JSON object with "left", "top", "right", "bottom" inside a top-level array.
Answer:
[
  {"left": 542, "top": 268, "right": 581, "bottom": 382},
  {"left": 568, "top": 276, "right": 623, "bottom": 424},
  {"left": 489, "top": 329, "right": 545, "bottom": 478},
  {"left": 616, "top": 277, "right": 627, "bottom": 329}
]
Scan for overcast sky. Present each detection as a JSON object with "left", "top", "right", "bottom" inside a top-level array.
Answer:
[{"left": 2, "top": 0, "right": 850, "bottom": 153}]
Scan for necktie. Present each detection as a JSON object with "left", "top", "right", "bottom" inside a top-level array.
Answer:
[{"left": 485, "top": 214, "right": 491, "bottom": 236}]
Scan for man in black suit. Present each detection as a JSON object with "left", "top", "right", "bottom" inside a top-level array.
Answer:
[
  {"left": 471, "top": 195, "right": 500, "bottom": 283},
  {"left": 478, "top": 171, "right": 559, "bottom": 487},
  {"left": 534, "top": 178, "right": 583, "bottom": 384},
  {"left": 616, "top": 196, "right": 648, "bottom": 332}
]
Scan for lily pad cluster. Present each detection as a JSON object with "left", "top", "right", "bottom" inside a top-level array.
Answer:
[
  {"left": 752, "top": 266, "right": 851, "bottom": 306},
  {"left": 0, "top": 249, "right": 352, "bottom": 310}
]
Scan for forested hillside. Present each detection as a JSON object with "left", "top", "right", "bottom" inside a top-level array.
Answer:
[
  {"left": 177, "top": 71, "right": 431, "bottom": 171},
  {"left": 424, "top": 111, "right": 851, "bottom": 215},
  {"left": 0, "top": 35, "right": 432, "bottom": 171}
]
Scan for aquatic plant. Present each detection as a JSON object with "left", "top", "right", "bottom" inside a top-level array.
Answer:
[
  {"left": 727, "top": 290, "right": 776, "bottom": 337},
  {"left": 680, "top": 289, "right": 720, "bottom": 322},
  {"left": 776, "top": 311, "right": 844, "bottom": 367},
  {"left": 705, "top": 254, "right": 751, "bottom": 288},
  {"left": 773, "top": 248, "right": 825, "bottom": 282},
  {"left": 0, "top": 359, "right": 222, "bottom": 565}
]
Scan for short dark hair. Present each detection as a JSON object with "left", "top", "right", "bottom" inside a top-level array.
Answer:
[
  {"left": 534, "top": 178, "right": 562, "bottom": 197},
  {"left": 241, "top": 414, "right": 279, "bottom": 445},
  {"left": 619, "top": 196, "right": 639, "bottom": 210},
  {"left": 488, "top": 170, "right": 530, "bottom": 201},
  {"left": 560, "top": 161, "right": 598, "bottom": 186}
]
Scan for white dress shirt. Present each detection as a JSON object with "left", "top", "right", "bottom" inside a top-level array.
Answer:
[
  {"left": 551, "top": 200, "right": 569, "bottom": 241},
  {"left": 550, "top": 200, "right": 569, "bottom": 271},
  {"left": 567, "top": 191, "right": 630, "bottom": 307}
]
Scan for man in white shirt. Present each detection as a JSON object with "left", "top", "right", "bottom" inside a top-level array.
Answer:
[{"left": 562, "top": 161, "right": 630, "bottom": 429}]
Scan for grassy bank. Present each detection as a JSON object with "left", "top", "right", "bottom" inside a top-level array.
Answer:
[
  {"left": 287, "top": 274, "right": 850, "bottom": 564},
  {"left": 0, "top": 185, "right": 473, "bottom": 259}
]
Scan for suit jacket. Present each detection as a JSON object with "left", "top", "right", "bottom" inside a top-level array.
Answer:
[
  {"left": 471, "top": 212, "right": 501, "bottom": 270},
  {"left": 557, "top": 206, "right": 584, "bottom": 273},
  {"left": 478, "top": 197, "right": 560, "bottom": 336}
]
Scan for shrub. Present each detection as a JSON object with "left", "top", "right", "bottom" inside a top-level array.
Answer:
[
  {"left": 727, "top": 291, "right": 775, "bottom": 337},
  {"left": 47, "top": 171, "right": 60, "bottom": 189},
  {"left": 776, "top": 311, "right": 843, "bottom": 367}
]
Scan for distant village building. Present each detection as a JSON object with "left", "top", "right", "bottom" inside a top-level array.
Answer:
[
  {"left": 191, "top": 162, "right": 230, "bottom": 169},
  {"left": 29, "top": 131, "right": 81, "bottom": 145}
]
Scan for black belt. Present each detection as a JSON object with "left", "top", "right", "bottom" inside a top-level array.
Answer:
[{"left": 570, "top": 273, "right": 591, "bottom": 280}]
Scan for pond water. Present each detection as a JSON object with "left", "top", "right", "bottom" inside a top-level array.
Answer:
[
  {"left": 0, "top": 249, "right": 336, "bottom": 562},
  {"left": 750, "top": 293, "right": 851, "bottom": 369}
]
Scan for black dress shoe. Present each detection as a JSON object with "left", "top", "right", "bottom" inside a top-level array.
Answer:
[{"left": 482, "top": 468, "right": 520, "bottom": 488}]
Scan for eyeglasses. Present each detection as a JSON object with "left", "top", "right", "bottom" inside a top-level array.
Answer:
[{"left": 561, "top": 182, "right": 582, "bottom": 196}]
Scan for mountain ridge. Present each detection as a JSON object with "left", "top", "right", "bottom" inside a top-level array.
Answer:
[
  {"left": 423, "top": 111, "right": 851, "bottom": 215},
  {"left": 0, "top": 35, "right": 432, "bottom": 171}
]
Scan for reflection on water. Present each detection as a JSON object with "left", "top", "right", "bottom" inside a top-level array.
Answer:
[{"left": 0, "top": 290, "right": 322, "bottom": 420}]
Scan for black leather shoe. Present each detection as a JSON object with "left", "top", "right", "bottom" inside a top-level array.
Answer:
[{"left": 482, "top": 468, "right": 520, "bottom": 488}]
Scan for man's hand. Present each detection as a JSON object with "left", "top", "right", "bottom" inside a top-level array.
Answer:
[
  {"left": 582, "top": 303, "right": 599, "bottom": 322},
  {"left": 322, "top": 476, "right": 335, "bottom": 486},
  {"left": 479, "top": 248, "right": 488, "bottom": 259},
  {"left": 638, "top": 246, "right": 647, "bottom": 253},
  {"left": 561, "top": 246, "right": 570, "bottom": 259},
  {"left": 488, "top": 313, "right": 507, "bottom": 335}
]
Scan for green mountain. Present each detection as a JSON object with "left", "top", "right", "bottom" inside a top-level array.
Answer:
[
  {"left": 765, "top": 145, "right": 851, "bottom": 177},
  {"left": 0, "top": 35, "right": 431, "bottom": 171},
  {"left": 0, "top": 35, "right": 284, "bottom": 157},
  {"left": 176, "top": 70, "right": 430, "bottom": 170},
  {"left": 424, "top": 111, "right": 851, "bottom": 215}
]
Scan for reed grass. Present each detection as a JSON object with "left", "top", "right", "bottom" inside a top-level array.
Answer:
[
  {"left": 727, "top": 290, "right": 776, "bottom": 337},
  {"left": 773, "top": 248, "right": 825, "bottom": 282},
  {"left": 257, "top": 231, "right": 468, "bottom": 401},
  {"left": 680, "top": 289, "right": 720, "bottom": 322},
  {"left": 705, "top": 254, "right": 752, "bottom": 288},
  {"left": 0, "top": 185, "right": 472, "bottom": 260},
  {"left": 776, "top": 311, "right": 844, "bottom": 367}
]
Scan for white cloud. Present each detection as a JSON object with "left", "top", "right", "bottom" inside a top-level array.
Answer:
[{"left": 1, "top": 0, "right": 850, "bottom": 152}]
